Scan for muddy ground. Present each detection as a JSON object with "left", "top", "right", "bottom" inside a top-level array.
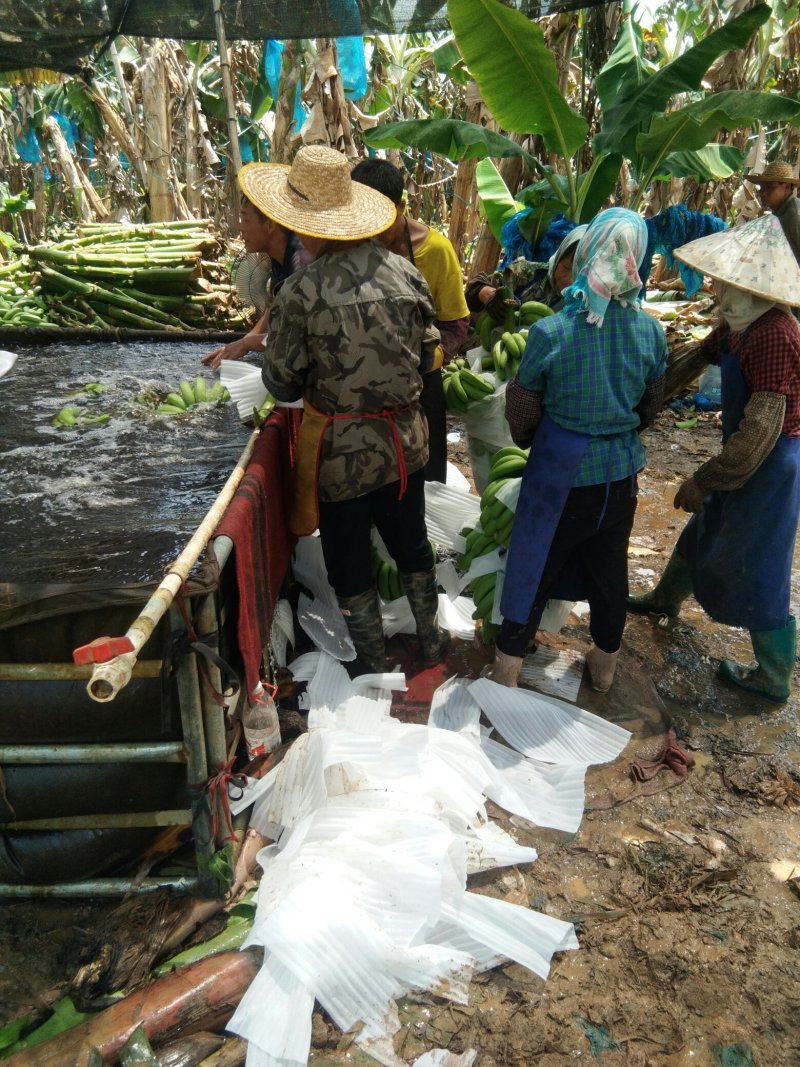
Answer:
[{"left": 1, "top": 410, "right": 799, "bottom": 1066}]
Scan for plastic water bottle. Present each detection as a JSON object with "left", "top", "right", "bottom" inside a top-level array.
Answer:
[
  {"left": 242, "top": 681, "right": 281, "bottom": 758},
  {"left": 697, "top": 365, "right": 722, "bottom": 405}
]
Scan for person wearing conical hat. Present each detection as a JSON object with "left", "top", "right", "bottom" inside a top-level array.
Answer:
[
  {"left": 629, "top": 214, "right": 800, "bottom": 703},
  {"left": 748, "top": 160, "right": 800, "bottom": 267},
  {"left": 238, "top": 145, "right": 448, "bottom": 675}
]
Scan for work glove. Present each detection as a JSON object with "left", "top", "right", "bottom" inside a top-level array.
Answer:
[
  {"left": 485, "top": 287, "right": 518, "bottom": 324},
  {"left": 673, "top": 477, "right": 705, "bottom": 514}
]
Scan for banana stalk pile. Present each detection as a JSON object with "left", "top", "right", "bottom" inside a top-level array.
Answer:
[
  {"left": 154, "top": 377, "right": 231, "bottom": 416},
  {"left": 0, "top": 259, "right": 47, "bottom": 326},
  {"left": 456, "top": 445, "right": 529, "bottom": 642},
  {"left": 442, "top": 357, "right": 495, "bottom": 414},
  {"left": 2, "top": 221, "right": 251, "bottom": 332}
]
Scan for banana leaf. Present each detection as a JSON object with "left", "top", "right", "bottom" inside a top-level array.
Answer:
[
  {"left": 636, "top": 91, "right": 800, "bottom": 162},
  {"left": 656, "top": 146, "right": 745, "bottom": 182},
  {"left": 594, "top": 4, "right": 772, "bottom": 161},
  {"left": 364, "top": 117, "right": 535, "bottom": 165},
  {"left": 475, "top": 158, "right": 521, "bottom": 242},
  {"left": 575, "top": 153, "right": 623, "bottom": 223},
  {"left": 447, "top": 0, "right": 587, "bottom": 160},
  {"left": 595, "top": 19, "right": 657, "bottom": 113}
]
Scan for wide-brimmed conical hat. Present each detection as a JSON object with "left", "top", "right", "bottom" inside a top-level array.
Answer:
[{"left": 674, "top": 214, "right": 800, "bottom": 304}]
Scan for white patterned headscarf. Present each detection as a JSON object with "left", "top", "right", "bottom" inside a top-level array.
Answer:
[{"left": 562, "top": 208, "right": 648, "bottom": 327}]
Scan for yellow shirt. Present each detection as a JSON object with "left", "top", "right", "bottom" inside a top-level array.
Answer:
[{"left": 412, "top": 229, "right": 469, "bottom": 323}]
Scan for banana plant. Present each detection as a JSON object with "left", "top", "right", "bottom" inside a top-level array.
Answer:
[{"left": 365, "top": 0, "right": 800, "bottom": 229}]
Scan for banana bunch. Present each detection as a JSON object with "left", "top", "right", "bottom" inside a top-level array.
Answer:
[
  {"left": 456, "top": 527, "right": 500, "bottom": 644},
  {"left": 52, "top": 406, "right": 110, "bottom": 429},
  {"left": 486, "top": 331, "right": 527, "bottom": 381},
  {"left": 517, "top": 300, "right": 554, "bottom": 328},
  {"left": 443, "top": 359, "right": 495, "bottom": 414},
  {"left": 370, "top": 543, "right": 406, "bottom": 602},
  {"left": 158, "top": 377, "right": 230, "bottom": 416},
  {"left": 478, "top": 478, "right": 517, "bottom": 550},
  {"left": 486, "top": 445, "right": 529, "bottom": 484}
]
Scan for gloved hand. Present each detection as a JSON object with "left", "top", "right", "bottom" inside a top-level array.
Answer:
[
  {"left": 485, "top": 287, "right": 518, "bottom": 324},
  {"left": 674, "top": 477, "right": 705, "bottom": 513}
]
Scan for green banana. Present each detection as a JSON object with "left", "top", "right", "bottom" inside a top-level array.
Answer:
[
  {"left": 157, "top": 403, "right": 186, "bottom": 415},
  {"left": 492, "top": 446, "right": 529, "bottom": 464},
  {"left": 449, "top": 372, "right": 469, "bottom": 406},
  {"left": 519, "top": 300, "right": 553, "bottom": 319},
  {"left": 489, "top": 456, "right": 528, "bottom": 482},
  {"left": 179, "top": 379, "right": 197, "bottom": 407},
  {"left": 194, "top": 376, "right": 208, "bottom": 403},
  {"left": 480, "top": 477, "right": 512, "bottom": 511},
  {"left": 165, "top": 392, "right": 187, "bottom": 410}
]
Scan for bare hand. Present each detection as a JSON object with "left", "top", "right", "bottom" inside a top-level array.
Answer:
[
  {"left": 673, "top": 477, "right": 705, "bottom": 513},
  {"left": 200, "top": 337, "right": 251, "bottom": 370}
]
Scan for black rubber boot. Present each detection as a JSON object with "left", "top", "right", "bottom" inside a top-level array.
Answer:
[
  {"left": 719, "top": 616, "right": 796, "bottom": 703},
  {"left": 337, "top": 588, "right": 387, "bottom": 674},
  {"left": 626, "top": 551, "right": 693, "bottom": 618},
  {"left": 401, "top": 568, "right": 449, "bottom": 667}
]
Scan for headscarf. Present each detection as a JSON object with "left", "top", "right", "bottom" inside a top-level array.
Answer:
[
  {"left": 546, "top": 224, "right": 588, "bottom": 287},
  {"left": 714, "top": 280, "right": 775, "bottom": 334},
  {"left": 562, "top": 207, "right": 648, "bottom": 327}
]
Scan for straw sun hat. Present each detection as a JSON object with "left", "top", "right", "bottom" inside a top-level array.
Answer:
[
  {"left": 746, "top": 160, "right": 800, "bottom": 185},
  {"left": 238, "top": 146, "right": 396, "bottom": 240},
  {"left": 674, "top": 214, "right": 800, "bottom": 305}
]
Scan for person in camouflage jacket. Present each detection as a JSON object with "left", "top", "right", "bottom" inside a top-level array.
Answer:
[{"left": 243, "top": 146, "right": 448, "bottom": 674}]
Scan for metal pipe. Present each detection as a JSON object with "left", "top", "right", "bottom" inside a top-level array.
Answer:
[
  {"left": 171, "top": 602, "right": 218, "bottom": 898},
  {"left": 0, "top": 661, "right": 162, "bottom": 682},
  {"left": 0, "top": 810, "right": 193, "bottom": 830},
  {"left": 0, "top": 876, "right": 200, "bottom": 898},
  {"left": 0, "top": 742, "right": 186, "bottom": 763},
  {"left": 86, "top": 426, "right": 260, "bottom": 703}
]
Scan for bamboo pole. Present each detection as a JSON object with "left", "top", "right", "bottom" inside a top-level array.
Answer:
[
  {"left": 85, "top": 424, "right": 263, "bottom": 703},
  {"left": 211, "top": 0, "right": 242, "bottom": 176}
]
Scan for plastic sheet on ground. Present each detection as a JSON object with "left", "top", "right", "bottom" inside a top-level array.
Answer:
[
  {"left": 231, "top": 652, "right": 605, "bottom": 1066},
  {"left": 469, "top": 677, "right": 631, "bottom": 766}
]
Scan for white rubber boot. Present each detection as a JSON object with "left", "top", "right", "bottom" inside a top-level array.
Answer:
[
  {"left": 481, "top": 649, "right": 523, "bottom": 688},
  {"left": 585, "top": 645, "right": 620, "bottom": 693}
]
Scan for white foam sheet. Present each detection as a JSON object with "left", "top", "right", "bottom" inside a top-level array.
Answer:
[
  {"left": 228, "top": 954, "right": 313, "bottom": 1066},
  {"left": 469, "top": 677, "right": 630, "bottom": 766},
  {"left": 231, "top": 655, "right": 585, "bottom": 1065},
  {"left": 413, "top": 1050, "right": 477, "bottom": 1067},
  {"left": 297, "top": 591, "right": 355, "bottom": 661},
  {"left": 481, "top": 736, "right": 586, "bottom": 834},
  {"left": 423, "top": 481, "right": 481, "bottom": 552},
  {"left": 441, "top": 891, "right": 579, "bottom": 982},
  {"left": 269, "top": 599, "right": 295, "bottom": 668},
  {"left": 445, "top": 461, "right": 472, "bottom": 494}
]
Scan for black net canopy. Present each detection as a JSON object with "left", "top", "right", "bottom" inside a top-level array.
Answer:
[{"left": 0, "top": 0, "right": 612, "bottom": 74}]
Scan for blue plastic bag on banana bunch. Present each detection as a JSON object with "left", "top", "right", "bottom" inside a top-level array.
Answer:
[{"left": 461, "top": 347, "right": 515, "bottom": 493}]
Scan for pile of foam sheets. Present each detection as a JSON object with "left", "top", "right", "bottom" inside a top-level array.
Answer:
[{"left": 228, "top": 653, "right": 630, "bottom": 1066}]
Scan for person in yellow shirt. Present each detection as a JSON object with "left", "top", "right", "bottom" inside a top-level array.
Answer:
[{"left": 352, "top": 159, "right": 470, "bottom": 483}]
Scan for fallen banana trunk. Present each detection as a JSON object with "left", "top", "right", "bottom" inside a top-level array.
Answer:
[
  {"left": 3, "top": 950, "right": 261, "bottom": 1067},
  {"left": 197, "top": 1039, "right": 247, "bottom": 1066}
]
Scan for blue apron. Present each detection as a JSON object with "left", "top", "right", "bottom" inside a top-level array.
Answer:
[
  {"left": 500, "top": 413, "right": 591, "bottom": 624},
  {"left": 677, "top": 342, "right": 800, "bottom": 631}
]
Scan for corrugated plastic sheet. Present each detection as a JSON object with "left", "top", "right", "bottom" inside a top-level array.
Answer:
[
  {"left": 230, "top": 653, "right": 590, "bottom": 1065},
  {"left": 468, "top": 677, "right": 631, "bottom": 765}
]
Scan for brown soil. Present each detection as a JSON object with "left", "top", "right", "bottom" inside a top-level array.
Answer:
[{"left": 2, "top": 411, "right": 799, "bottom": 1067}]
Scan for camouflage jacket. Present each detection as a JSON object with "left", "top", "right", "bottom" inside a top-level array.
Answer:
[{"left": 263, "top": 239, "right": 440, "bottom": 502}]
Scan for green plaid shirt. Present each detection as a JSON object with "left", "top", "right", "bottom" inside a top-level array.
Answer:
[{"left": 518, "top": 300, "right": 668, "bottom": 486}]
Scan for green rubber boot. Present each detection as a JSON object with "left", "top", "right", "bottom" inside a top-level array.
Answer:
[
  {"left": 626, "top": 551, "right": 693, "bottom": 618},
  {"left": 719, "top": 616, "right": 796, "bottom": 703},
  {"left": 337, "top": 588, "right": 387, "bottom": 674},
  {"left": 401, "top": 568, "right": 449, "bottom": 667}
]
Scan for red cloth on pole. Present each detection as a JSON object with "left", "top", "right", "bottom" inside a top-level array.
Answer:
[{"left": 214, "top": 408, "right": 299, "bottom": 695}]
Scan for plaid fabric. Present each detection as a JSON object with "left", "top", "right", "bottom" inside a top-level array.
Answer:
[
  {"left": 505, "top": 375, "right": 543, "bottom": 448},
  {"left": 517, "top": 299, "right": 668, "bottom": 486},
  {"left": 700, "top": 309, "right": 800, "bottom": 435}
]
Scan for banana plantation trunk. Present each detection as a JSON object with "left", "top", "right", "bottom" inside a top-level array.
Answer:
[
  {"left": 470, "top": 152, "right": 524, "bottom": 277},
  {"left": 272, "top": 41, "right": 301, "bottom": 164},
  {"left": 302, "top": 39, "right": 354, "bottom": 155},
  {"left": 90, "top": 83, "right": 148, "bottom": 191},
  {"left": 141, "top": 43, "right": 178, "bottom": 222},
  {"left": 42, "top": 116, "right": 96, "bottom": 223},
  {"left": 448, "top": 89, "right": 484, "bottom": 268}
]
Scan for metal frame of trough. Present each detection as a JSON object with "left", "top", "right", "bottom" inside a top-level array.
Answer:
[{"left": 0, "top": 426, "right": 258, "bottom": 899}]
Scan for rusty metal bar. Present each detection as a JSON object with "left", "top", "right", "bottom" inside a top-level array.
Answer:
[
  {"left": 0, "top": 661, "right": 163, "bottom": 682},
  {"left": 0, "top": 810, "right": 193, "bottom": 831},
  {"left": 0, "top": 742, "right": 186, "bottom": 764},
  {"left": 0, "top": 876, "right": 200, "bottom": 898}
]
